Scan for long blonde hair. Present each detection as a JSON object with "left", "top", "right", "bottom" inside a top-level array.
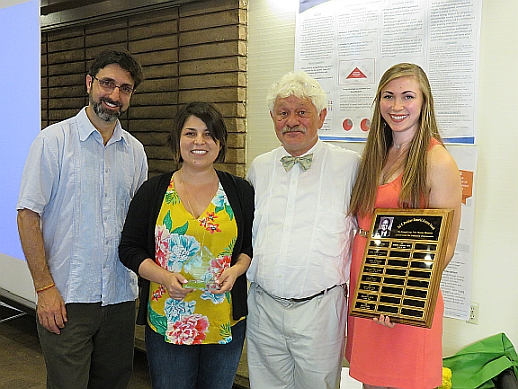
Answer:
[{"left": 350, "top": 63, "right": 443, "bottom": 217}]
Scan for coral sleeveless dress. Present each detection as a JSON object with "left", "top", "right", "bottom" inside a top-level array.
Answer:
[{"left": 346, "top": 139, "right": 443, "bottom": 389}]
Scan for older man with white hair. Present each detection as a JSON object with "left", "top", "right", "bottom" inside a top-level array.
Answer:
[{"left": 246, "top": 71, "right": 360, "bottom": 389}]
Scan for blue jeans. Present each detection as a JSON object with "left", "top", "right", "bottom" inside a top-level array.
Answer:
[{"left": 145, "top": 319, "right": 246, "bottom": 389}]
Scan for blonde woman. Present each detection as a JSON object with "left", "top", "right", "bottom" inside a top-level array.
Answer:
[{"left": 346, "top": 63, "right": 462, "bottom": 389}]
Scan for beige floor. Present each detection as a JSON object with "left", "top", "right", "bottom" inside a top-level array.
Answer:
[{"left": 0, "top": 302, "right": 151, "bottom": 389}]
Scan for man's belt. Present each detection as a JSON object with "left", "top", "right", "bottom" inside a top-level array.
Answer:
[{"left": 261, "top": 284, "right": 343, "bottom": 303}]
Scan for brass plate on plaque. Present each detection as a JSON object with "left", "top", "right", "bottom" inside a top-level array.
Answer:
[{"left": 350, "top": 208, "right": 453, "bottom": 328}]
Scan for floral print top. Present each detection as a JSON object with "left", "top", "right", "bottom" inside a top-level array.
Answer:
[{"left": 148, "top": 177, "right": 239, "bottom": 345}]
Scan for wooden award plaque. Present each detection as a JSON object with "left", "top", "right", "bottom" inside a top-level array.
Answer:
[{"left": 349, "top": 208, "right": 454, "bottom": 328}]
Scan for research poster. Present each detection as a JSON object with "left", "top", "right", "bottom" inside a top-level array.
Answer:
[
  {"left": 441, "top": 146, "right": 477, "bottom": 320},
  {"left": 295, "top": 0, "right": 482, "bottom": 144}
]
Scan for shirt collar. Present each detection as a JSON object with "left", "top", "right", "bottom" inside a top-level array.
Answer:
[
  {"left": 281, "top": 139, "right": 322, "bottom": 157},
  {"left": 77, "top": 107, "right": 125, "bottom": 145}
]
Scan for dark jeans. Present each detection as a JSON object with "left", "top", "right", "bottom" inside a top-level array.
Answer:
[
  {"left": 37, "top": 301, "right": 136, "bottom": 389},
  {"left": 145, "top": 319, "right": 246, "bottom": 389}
]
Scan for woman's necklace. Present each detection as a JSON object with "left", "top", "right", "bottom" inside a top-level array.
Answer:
[
  {"left": 178, "top": 169, "right": 217, "bottom": 220},
  {"left": 177, "top": 170, "right": 214, "bottom": 286},
  {"left": 180, "top": 179, "right": 199, "bottom": 221},
  {"left": 392, "top": 138, "right": 412, "bottom": 150},
  {"left": 393, "top": 141, "right": 406, "bottom": 149}
]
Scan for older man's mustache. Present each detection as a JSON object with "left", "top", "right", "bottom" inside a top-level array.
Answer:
[{"left": 281, "top": 126, "right": 306, "bottom": 134}]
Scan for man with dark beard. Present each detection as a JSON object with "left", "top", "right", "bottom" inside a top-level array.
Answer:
[{"left": 16, "top": 49, "right": 147, "bottom": 389}]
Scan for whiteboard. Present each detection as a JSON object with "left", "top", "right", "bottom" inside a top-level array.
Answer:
[{"left": 0, "top": 0, "right": 40, "bottom": 307}]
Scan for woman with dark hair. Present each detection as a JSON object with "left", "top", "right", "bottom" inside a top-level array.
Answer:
[
  {"left": 119, "top": 102, "right": 254, "bottom": 389},
  {"left": 345, "top": 63, "right": 462, "bottom": 389}
]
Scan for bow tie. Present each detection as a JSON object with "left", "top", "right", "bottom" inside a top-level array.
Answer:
[{"left": 280, "top": 154, "right": 313, "bottom": 172}]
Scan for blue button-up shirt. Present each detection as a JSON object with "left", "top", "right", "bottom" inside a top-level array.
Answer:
[{"left": 17, "top": 107, "right": 148, "bottom": 305}]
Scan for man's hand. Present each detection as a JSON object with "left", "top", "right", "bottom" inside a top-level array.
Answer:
[
  {"left": 18, "top": 208, "right": 66, "bottom": 334},
  {"left": 36, "top": 287, "right": 67, "bottom": 334}
]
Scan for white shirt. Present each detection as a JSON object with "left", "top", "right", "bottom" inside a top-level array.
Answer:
[
  {"left": 247, "top": 141, "right": 360, "bottom": 299},
  {"left": 17, "top": 108, "right": 148, "bottom": 305}
]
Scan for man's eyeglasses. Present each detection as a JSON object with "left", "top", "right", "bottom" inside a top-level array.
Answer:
[{"left": 93, "top": 76, "right": 134, "bottom": 95}]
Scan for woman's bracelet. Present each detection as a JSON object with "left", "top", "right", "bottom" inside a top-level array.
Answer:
[{"left": 36, "top": 282, "right": 55, "bottom": 294}]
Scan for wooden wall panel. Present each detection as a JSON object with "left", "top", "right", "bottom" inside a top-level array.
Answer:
[{"left": 41, "top": 0, "right": 247, "bottom": 177}]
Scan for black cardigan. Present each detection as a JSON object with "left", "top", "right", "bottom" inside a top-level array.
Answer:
[{"left": 119, "top": 170, "right": 254, "bottom": 325}]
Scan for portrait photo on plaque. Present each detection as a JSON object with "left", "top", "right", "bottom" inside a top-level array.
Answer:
[
  {"left": 350, "top": 208, "right": 454, "bottom": 328},
  {"left": 374, "top": 217, "right": 393, "bottom": 238}
]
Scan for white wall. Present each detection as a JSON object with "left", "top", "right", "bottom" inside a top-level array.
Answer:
[
  {"left": 247, "top": 0, "right": 518, "bottom": 356},
  {"left": 0, "top": 254, "right": 37, "bottom": 306}
]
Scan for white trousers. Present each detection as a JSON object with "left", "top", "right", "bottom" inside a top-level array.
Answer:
[{"left": 246, "top": 283, "right": 347, "bottom": 389}]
